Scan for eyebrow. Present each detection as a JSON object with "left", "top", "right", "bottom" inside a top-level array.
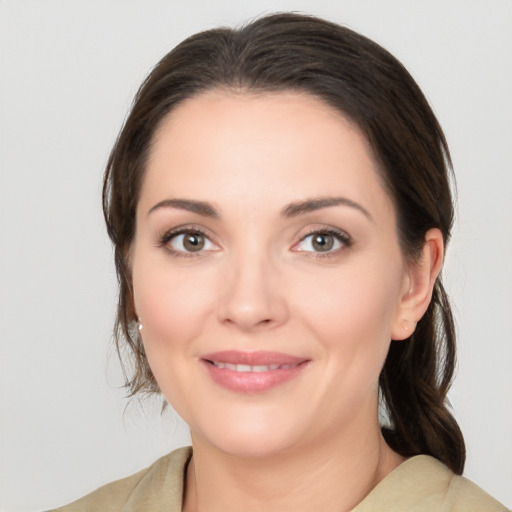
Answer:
[
  {"left": 281, "top": 197, "right": 373, "bottom": 221},
  {"left": 147, "top": 198, "right": 220, "bottom": 218},
  {"left": 147, "top": 196, "right": 372, "bottom": 222}
]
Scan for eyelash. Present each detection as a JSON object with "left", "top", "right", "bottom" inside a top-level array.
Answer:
[
  {"left": 156, "top": 226, "right": 353, "bottom": 258},
  {"left": 295, "top": 228, "right": 353, "bottom": 258},
  {"left": 157, "top": 225, "right": 214, "bottom": 258}
]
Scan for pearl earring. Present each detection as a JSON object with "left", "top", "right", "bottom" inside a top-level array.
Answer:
[
  {"left": 137, "top": 320, "right": 143, "bottom": 331},
  {"left": 402, "top": 319, "right": 416, "bottom": 335}
]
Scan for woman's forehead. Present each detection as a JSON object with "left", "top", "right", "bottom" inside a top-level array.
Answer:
[{"left": 142, "top": 90, "right": 389, "bottom": 213}]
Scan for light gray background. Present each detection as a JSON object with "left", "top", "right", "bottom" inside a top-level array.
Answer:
[{"left": 1, "top": 1, "right": 511, "bottom": 510}]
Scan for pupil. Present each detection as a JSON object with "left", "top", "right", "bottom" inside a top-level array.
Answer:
[
  {"left": 313, "top": 234, "right": 333, "bottom": 252},
  {"left": 184, "top": 233, "right": 204, "bottom": 251}
]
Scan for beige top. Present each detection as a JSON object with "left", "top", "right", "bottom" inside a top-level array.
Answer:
[{"left": 49, "top": 447, "right": 508, "bottom": 512}]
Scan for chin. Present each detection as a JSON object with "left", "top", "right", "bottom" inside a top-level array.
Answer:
[
  {"left": 203, "top": 434, "right": 299, "bottom": 459},
  {"left": 190, "top": 412, "right": 306, "bottom": 459}
]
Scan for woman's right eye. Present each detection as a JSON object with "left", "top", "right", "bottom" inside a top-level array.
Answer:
[{"left": 162, "top": 230, "right": 217, "bottom": 255}]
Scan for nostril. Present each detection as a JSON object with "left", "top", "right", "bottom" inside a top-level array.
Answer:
[{"left": 216, "top": 276, "right": 289, "bottom": 331}]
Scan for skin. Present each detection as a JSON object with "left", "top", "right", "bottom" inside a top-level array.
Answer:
[{"left": 131, "top": 90, "right": 443, "bottom": 512}]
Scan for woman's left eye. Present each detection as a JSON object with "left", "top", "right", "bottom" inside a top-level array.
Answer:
[{"left": 294, "top": 230, "right": 351, "bottom": 254}]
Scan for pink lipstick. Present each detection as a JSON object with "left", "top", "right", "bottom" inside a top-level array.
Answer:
[{"left": 200, "top": 350, "right": 309, "bottom": 393}]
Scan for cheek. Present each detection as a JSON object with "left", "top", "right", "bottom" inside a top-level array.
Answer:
[
  {"left": 294, "top": 258, "right": 403, "bottom": 363},
  {"left": 131, "top": 254, "right": 215, "bottom": 353},
  {"left": 131, "top": 256, "right": 218, "bottom": 410},
  {"left": 306, "top": 266, "right": 399, "bottom": 322}
]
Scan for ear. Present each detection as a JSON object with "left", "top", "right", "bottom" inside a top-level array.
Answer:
[{"left": 391, "top": 228, "right": 444, "bottom": 341}]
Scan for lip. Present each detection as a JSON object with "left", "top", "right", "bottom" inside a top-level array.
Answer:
[{"left": 200, "top": 350, "right": 310, "bottom": 393}]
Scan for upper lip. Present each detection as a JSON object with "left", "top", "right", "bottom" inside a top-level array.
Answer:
[{"left": 201, "top": 350, "right": 308, "bottom": 366}]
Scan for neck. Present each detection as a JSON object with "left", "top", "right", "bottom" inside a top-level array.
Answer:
[{"left": 182, "top": 422, "right": 404, "bottom": 512}]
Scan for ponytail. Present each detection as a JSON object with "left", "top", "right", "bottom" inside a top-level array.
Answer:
[{"left": 380, "top": 281, "right": 465, "bottom": 474}]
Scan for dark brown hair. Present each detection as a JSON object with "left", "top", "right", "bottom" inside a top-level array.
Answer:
[{"left": 103, "top": 13, "right": 465, "bottom": 474}]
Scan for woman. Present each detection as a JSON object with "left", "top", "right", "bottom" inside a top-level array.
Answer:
[{"left": 51, "top": 13, "right": 507, "bottom": 512}]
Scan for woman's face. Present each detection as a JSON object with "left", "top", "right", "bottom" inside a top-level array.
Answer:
[{"left": 132, "top": 91, "right": 413, "bottom": 457}]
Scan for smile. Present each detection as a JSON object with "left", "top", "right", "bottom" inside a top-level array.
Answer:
[
  {"left": 201, "top": 351, "right": 309, "bottom": 393},
  {"left": 209, "top": 362, "right": 299, "bottom": 372}
]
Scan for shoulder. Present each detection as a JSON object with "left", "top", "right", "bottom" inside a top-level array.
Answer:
[
  {"left": 355, "top": 455, "right": 509, "bottom": 512},
  {"left": 47, "top": 446, "right": 192, "bottom": 512},
  {"left": 443, "top": 472, "right": 508, "bottom": 512}
]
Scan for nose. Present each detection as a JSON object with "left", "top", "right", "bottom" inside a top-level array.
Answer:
[{"left": 217, "top": 251, "right": 289, "bottom": 332}]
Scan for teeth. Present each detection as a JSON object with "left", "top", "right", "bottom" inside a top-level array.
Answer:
[{"left": 211, "top": 362, "right": 295, "bottom": 372}]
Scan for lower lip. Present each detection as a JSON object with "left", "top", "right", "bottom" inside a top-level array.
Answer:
[{"left": 201, "top": 360, "right": 308, "bottom": 393}]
